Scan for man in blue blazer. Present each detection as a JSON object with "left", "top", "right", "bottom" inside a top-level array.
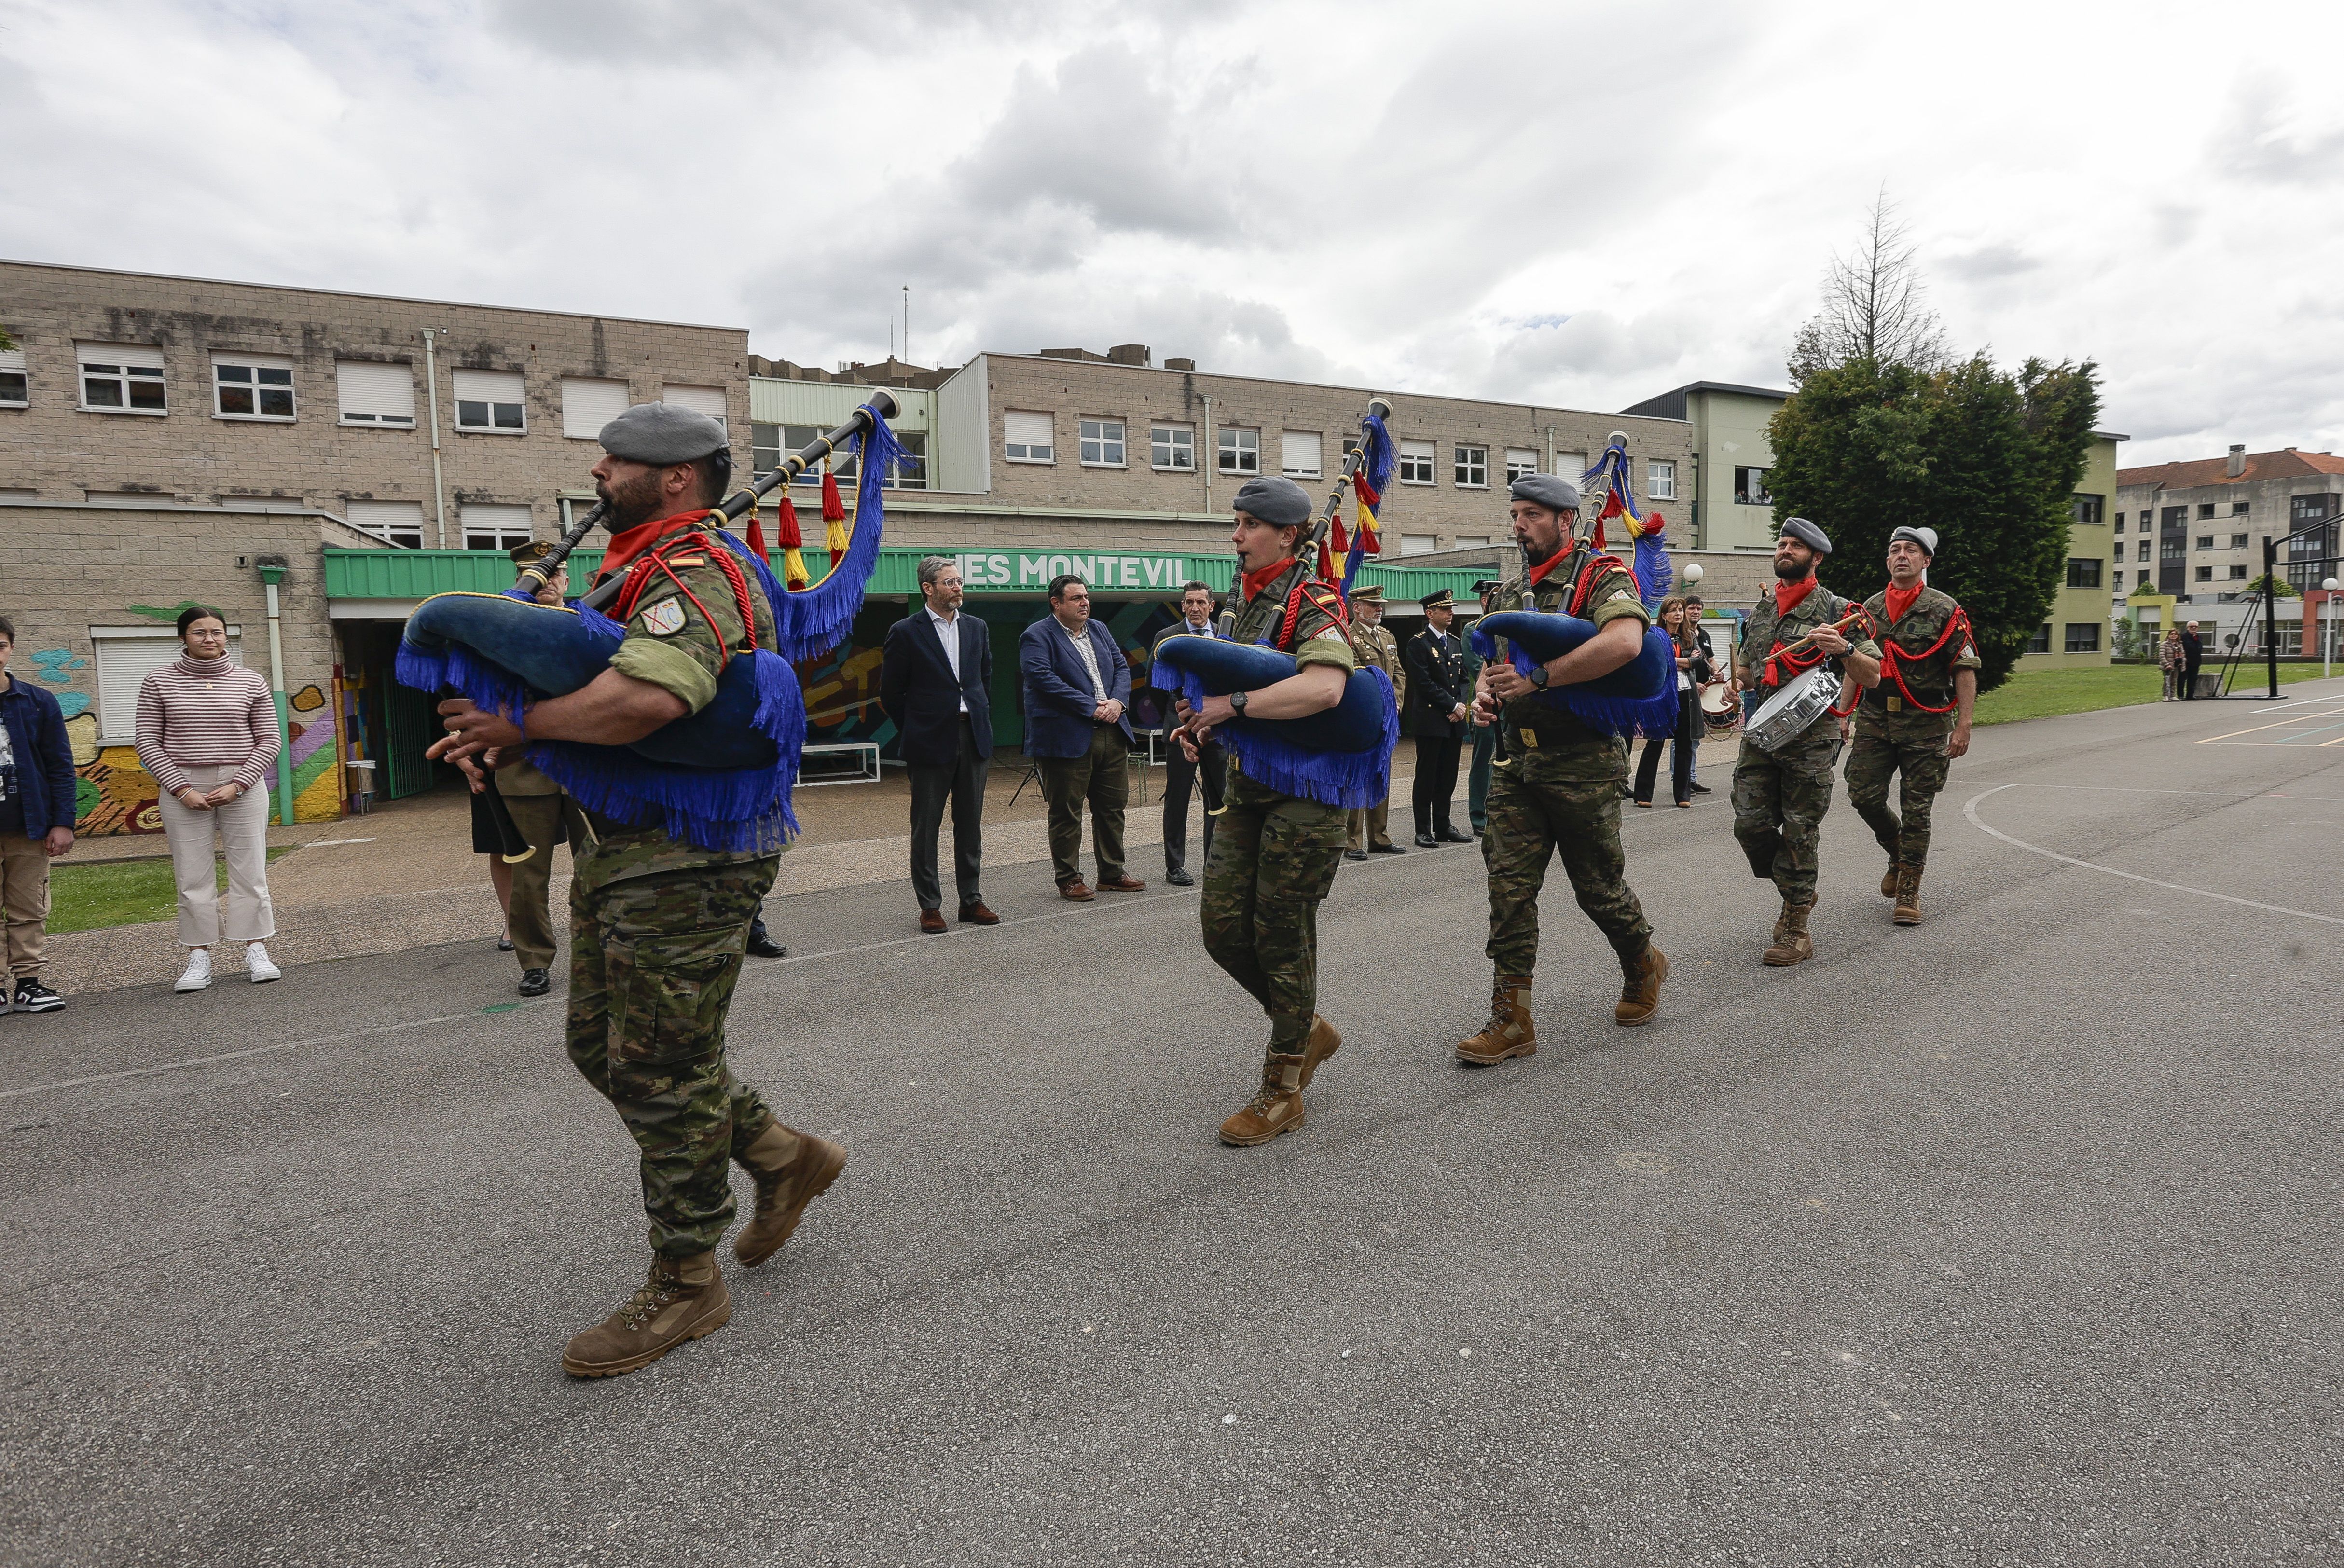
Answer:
[
  {"left": 880, "top": 557, "right": 998, "bottom": 933},
  {"left": 1018, "top": 574, "right": 1144, "bottom": 900}
]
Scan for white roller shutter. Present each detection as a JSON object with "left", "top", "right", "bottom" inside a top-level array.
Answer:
[
  {"left": 452, "top": 369, "right": 525, "bottom": 402},
  {"left": 345, "top": 499, "right": 425, "bottom": 547},
  {"left": 1003, "top": 410, "right": 1054, "bottom": 460},
  {"left": 0, "top": 348, "right": 24, "bottom": 371},
  {"left": 77, "top": 341, "right": 164, "bottom": 370},
  {"left": 461, "top": 502, "right": 534, "bottom": 550},
  {"left": 562, "top": 377, "right": 629, "bottom": 439},
  {"left": 337, "top": 361, "right": 416, "bottom": 425},
  {"left": 661, "top": 384, "right": 727, "bottom": 425},
  {"left": 1281, "top": 430, "right": 1322, "bottom": 478},
  {"left": 93, "top": 628, "right": 244, "bottom": 744}
]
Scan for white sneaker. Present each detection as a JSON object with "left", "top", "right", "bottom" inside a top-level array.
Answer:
[
  {"left": 175, "top": 951, "right": 213, "bottom": 993},
  {"left": 247, "top": 943, "right": 281, "bottom": 984}
]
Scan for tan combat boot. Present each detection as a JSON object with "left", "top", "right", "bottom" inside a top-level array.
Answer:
[
  {"left": 1299, "top": 1015, "right": 1342, "bottom": 1088},
  {"left": 1880, "top": 862, "right": 1900, "bottom": 899},
  {"left": 561, "top": 1251, "right": 731, "bottom": 1378},
  {"left": 734, "top": 1121, "right": 848, "bottom": 1269},
  {"left": 1762, "top": 900, "right": 1815, "bottom": 966},
  {"left": 1614, "top": 945, "right": 1669, "bottom": 1027},
  {"left": 1891, "top": 863, "right": 1923, "bottom": 926},
  {"left": 1220, "top": 1052, "right": 1307, "bottom": 1147},
  {"left": 1457, "top": 976, "right": 1536, "bottom": 1065}
]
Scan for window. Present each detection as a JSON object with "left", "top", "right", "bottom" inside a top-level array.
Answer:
[
  {"left": 562, "top": 377, "right": 629, "bottom": 440},
  {"left": 1281, "top": 430, "right": 1322, "bottom": 479},
  {"left": 2137, "top": 569, "right": 2151, "bottom": 587},
  {"left": 461, "top": 502, "right": 533, "bottom": 551},
  {"left": 2114, "top": 513, "right": 2126, "bottom": 530},
  {"left": 2199, "top": 503, "right": 2216, "bottom": 519},
  {"left": 2024, "top": 623, "right": 2052, "bottom": 653},
  {"left": 2233, "top": 501, "right": 2250, "bottom": 515},
  {"left": 336, "top": 360, "right": 415, "bottom": 427},
  {"left": 889, "top": 432, "right": 926, "bottom": 490},
  {"left": 77, "top": 342, "right": 166, "bottom": 413},
  {"left": 1398, "top": 440, "right": 1435, "bottom": 485},
  {"left": 1453, "top": 444, "right": 1488, "bottom": 488},
  {"left": 779, "top": 425, "right": 855, "bottom": 485},
  {"left": 1217, "top": 426, "right": 1259, "bottom": 475},
  {"left": 1504, "top": 448, "right": 1539, "bottom": 483},
  {"left": 2064, "top": 623, "right": 2101, "bottom": 653},
  {"left": 2160, "top": 537, "right": 2185, "bottom": 560},
  {"left": 1734, "top": 466, "right": 1771, "bottom": 506},
  {"left": 2196, "top": 535, "right": 2214, "bottom": 550},
  {"left": 453, "top": 368, "right": 525, "bottom": 432},
  {"left": 1648, "top": 460, "right": 1677, "bottom": 501},
  {"left": 2161, "top": 505, "right": 2187, "bottom": 528},
  {"left": 1399, "top": 533, "right": 1438, "bottom": 555},
  {"left": 2066, "top": 558, "right": 2103, "bottom": 588},
  {"left": 1003, "top": 410, "right": 1053, "bottom": 463},
  {"left": 1079, "top": 418, "right": 1125, "bottom": 467},
  {"left": 210, "top": 354, "right": 294, "bottom": 421},
  {"left": 2229, "top": 564, "right": 2248, "bottom": 580},
  {"left": 0, "top": 346, "right": 26, "bottom": 407},
  {"left": 94, "top": 626, "right": 244, "bottom": 743},
  {"left": 662, "top": 384, "right": 726, "bottom": 428},
  {"left": 752, "top": 422, "right": 784, "bottom": 472},
  {"left": 2072, "top": 493, "right": 2104, "bottom": 525},
  {"left": 1454, "top": 534, "right": 1490, "bottom": 548},
  {"left": 345, "top": 499, "right": 425, "bottom": 549},
  {"left": 1151, "top": 424, "right": 1194, "bottom": 471},
  {"left": 2195, "top": 565, "right": 2213, "bottom": 582}
]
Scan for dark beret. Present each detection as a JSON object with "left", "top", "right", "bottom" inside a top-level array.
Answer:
[
  {"left": 1232, "top": 475, "right": 1313, "bottom": 529},
  {"left": 1780, "top": 516, "right": 1833, "bottom": 555},
  {"left": 599, "top": 402, "right": 730, "bottom": 464},
  {"left": 1889, "top": 524, "right": 1938, "bottom": 557},
  {"left": 1421, "top": 588, "right": 1455, "bottom": 610},
  {"left": 1509, "top": 474, "right": 1580, "bottom": 512}
]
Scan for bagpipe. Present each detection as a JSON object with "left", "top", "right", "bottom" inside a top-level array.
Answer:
[
  {"left": 1149, "top": 399, "right": 1401, "bottom": 810},
  {"left": 397, "top": 393, "right": 905, "bottom": 853}
]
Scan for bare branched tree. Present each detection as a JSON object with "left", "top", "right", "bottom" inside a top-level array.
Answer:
[{"left": 1788, "top": 189, "right": 1947, "bottom": 383}]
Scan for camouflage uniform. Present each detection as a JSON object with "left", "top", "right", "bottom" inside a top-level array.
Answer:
[
  {"left": 1480, "top": 546, "right": 1655, "bottom": 975},
  {"left": 1845, "top": 585, "right": 1979, "bottom": 870},
  {"left": 566, "top": 516, "right": 787, "bottom": 1258},
  {"left": 1345, "top": 615, "right": 1404, "bottom": 852},
  {"left": 1201, "top": 558, "right": 1355, "bottom": 1054},
  {"left": 1730, "top": 582, "right": 1880, "bottom": 902}
]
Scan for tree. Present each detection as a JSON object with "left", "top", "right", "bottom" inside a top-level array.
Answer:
[
  {"left": 1765, "top": 354, "right": 2102, "bottom": 692},
  {"left": 2239, "top": 572, "right": 2299, "bottom": 600},
  {"left": 1787, "top": 191, "right": 1949, "bottom": 384}
]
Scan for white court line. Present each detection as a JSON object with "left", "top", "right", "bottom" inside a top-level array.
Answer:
[
  {"left": 1962, "top": 784, "right": 2344, "bottom": 926},
  {"left": 0, "top": 1008, "right": 535, "bottom": 1102}
]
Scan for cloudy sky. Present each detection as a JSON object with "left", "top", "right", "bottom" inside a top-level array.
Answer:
[{"left": 5, "top": 0, "right": 2342, "bottom": 465}]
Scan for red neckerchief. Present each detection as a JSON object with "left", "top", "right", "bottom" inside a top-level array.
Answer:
[
  {"left": 1525, "top": 545, "right": 1572, "bottom": 588},
  {"left": 1241, "top": 556, "right": 1295, "bottom": 602},
  {"left": 1771, "top": 574, "right": 1818, "bottom": 618},
  {"left": 1883, "top": 579, "right": 1924, "bottom": 627},
  {"left": 596, "top": 509, "right": 713, "bottom": 585}
]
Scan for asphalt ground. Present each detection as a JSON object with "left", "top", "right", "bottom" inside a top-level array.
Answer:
[{"left": 4, "top": 683, "right": 2341, "bottom": 1567}]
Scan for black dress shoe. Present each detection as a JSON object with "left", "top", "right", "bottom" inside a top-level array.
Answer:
[
  {"left": 1370, "top": 841, "right": 1407, "bottom": 855},
  {"left": 1343, "top": 849, "right": 1368, "bottom": 862},
  {"left": 1438, "top": 826, "right": 1475, "bottom": 843},
  {"left": 496, "top": 935, "right": 514, "bottom": 952},
  {"left": 1167, "top": 867, "right": 1195, "bottom": 886},
  {"left": 1689, "top": 782, "right": 1712, "bottom": 795},
  {"left": 1415, "top": 832, "right": 1439, "bottom": 847},
  {"left": 517, "top": 968, "right": 551, "bottom": 997},
  {"left": 745, "top": 916, "right": 786, "bottom": 959}
]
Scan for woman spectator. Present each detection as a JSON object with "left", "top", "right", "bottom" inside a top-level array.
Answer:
[
  {"left": 134, "top": 606, "right": 281, "bottom": 992},
  {"left": 2159, "top": 628, "right": 2183, "bottom": 701},
  {"left": 1632, "top": 595, "right": 1701, "bottom": 809}
]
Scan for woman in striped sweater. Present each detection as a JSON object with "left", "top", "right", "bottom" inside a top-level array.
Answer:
[{"left": 134, "top": 605, "right": 282, "bottom": 992}]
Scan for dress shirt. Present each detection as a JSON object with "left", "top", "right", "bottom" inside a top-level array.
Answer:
[
  {"left": 1062, "top": 618, "right": 1107, "bottom": 706},
  {"left": 1183, "top": 617, "right": 1215, "bottom": 637},
  {"left": 927, "top": 604, "right": 968, "bottom": 713}
]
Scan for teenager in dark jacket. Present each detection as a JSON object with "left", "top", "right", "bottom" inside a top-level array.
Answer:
[{"left": 0, "top": 616, "right": 79, "bottom": 1013}]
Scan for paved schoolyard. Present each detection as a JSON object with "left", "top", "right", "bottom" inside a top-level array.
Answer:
[{"left": 2, "top": 686, "right": 2339, "bottom": 1565}]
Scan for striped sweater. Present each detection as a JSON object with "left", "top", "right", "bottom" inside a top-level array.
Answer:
[{"left": 133, "top": 655, "right": 280, "bottom": 797}]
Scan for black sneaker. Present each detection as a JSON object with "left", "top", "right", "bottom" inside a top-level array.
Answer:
[
  {"left": 517, "top": 968, "right": 551, "bottom": 997},
  {"left": 13, "top": 978, "right": 64, "bottom": 1014}
]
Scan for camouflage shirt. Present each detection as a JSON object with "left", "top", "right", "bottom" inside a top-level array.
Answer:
[
  {"left": 1484, "top": 545, "right": 1651, "bottom": 772},
  {"left": 1223, "top": 557, "right": 1357, "bottom": 808},
  {"left": 1858, "top": 584, "right": 1980, "bottom": 730},
  {"left": 573, "top": 516, "right": 784, "bottom": 894},
  {"left": 1736, "top": 578, "right": 1881, "bottom": 745}
]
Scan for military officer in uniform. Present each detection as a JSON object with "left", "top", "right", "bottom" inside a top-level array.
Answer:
[
  {"left": 431, "top": 403, "right": 844, "bottom": 1378},
  {"left": 1460, "top": 474, "right": 1669, "bottom": 1066},
  {"left": 1728, "top": 516, "right": 1882, "bottom": 965},
  {"left": 1403, "top": 589, "right": 1474, "bottom": 846},
  {"left": 1343, "top": 582, "right": 1406, "bottom": 861},
  {"left": 1175, "top": 475, "right": 1355, "bottom": 1148},
  {"left": 1846, "top": 525, "right": 1978, "bottom": 925}
]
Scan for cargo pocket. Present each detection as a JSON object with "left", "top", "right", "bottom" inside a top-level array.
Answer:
[{"left": 615, "top": 925, "right": 748, "bottom": 1067}]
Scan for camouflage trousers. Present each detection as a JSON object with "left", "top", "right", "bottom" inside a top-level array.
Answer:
[
  {"left": 1201, "top": 782, "right": 1347, "bottom": 1052},
  {"left": 1731, "top": 727, "right": 1842, "bottom": 904},
  {"left": 1482, "top": 754, "right": 1652, "bottom": 977},
  {"left": 566, "top": 859, "right": 780, "bottom": 1257},
  {"left": 1845, "top": 719, "right": 1954, "bottom": 868}
]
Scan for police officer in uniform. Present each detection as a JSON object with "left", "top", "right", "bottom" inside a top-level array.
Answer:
[
  {"left": 1846, "top": 525, "right": 1978, "bottom": 925},
  {"left": 1728, "top": 517, "right": 1882, "bottom": 965},
  {"left": 1403, "top": 589, "right": 1474, "bottom": 845},
  {"left": 1175, "top": 476, "right": 1356, "bottom": 1148},
  {"left": 1460, "top": 474, "right": 1669, "bottom": 1066},
  {"left": 432, "top": 403, "right": 844, "bottom": 1377},
  {"left": 1343, "top": 582, "right": 1406, "bottom": 861}
]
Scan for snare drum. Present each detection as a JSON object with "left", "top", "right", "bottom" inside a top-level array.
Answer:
[
  {"left": 1697, "top": 681, "right": 1739, "bottom": 735},
  {"left": 1744, "top": 666, "right": 1842, "bottom": 752}
]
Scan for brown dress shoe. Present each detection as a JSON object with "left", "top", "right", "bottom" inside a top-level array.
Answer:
[
  {"left": 1763, "top": 900, "right": 1815, "bottom": 965},
  {"left": 1219, "top": 1053, "right": 1307, "bottom": 1147},
  {"left": 1614, "top": 944, "right": 1668, "bottom": 1027},
  {"left": 734, "top": 1121, "right": 847, "bottom": 1268},
  {"left": 919, "top": 908, "right": 948, "bottom": 934},
  {"left": 561, "top": 1251, "right": 731, "bottom": 1378},
  {"left": 1891, "top": 863, "right": 1922, "bottom": 926},
  {"left": 1457, "top": 976, "right": 1536, "bottom": 1065},
  {"left": 1095, "top": 874, "right": 1147, "bottom": 891},
  {"left": 958, "top": 902, "right": 1001, "bottom": 925},
  {"left": 1059, "top": 880, "right": 1096, "bottom": 902},
  {"left": 1299, "top": 1015, "right": 1342, "bottom": 1088}
]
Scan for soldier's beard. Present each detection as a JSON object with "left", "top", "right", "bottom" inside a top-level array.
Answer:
[
  {"left": 599, "top": 468, "right": 667, "bottom": 531},
  {"left": 1774, "top": 556, "right": 1812, "bottom": 581}
]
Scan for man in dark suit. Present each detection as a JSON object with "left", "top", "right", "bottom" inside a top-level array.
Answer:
[
  {"left": 881, "top": 556, "right": 999, "bottom": 934},
  {"left": 1403, "top": 588, "right": 1474, "bottom": 845},
  {"left": 1019, "top": 574, "right": 1145, "bottom": 901},
  {"left": 2180, "top": 620, "right": 2204, "bottom": 700},
  {"left": 1153, "top": 580, "right": 1226, "bottom": 886}
]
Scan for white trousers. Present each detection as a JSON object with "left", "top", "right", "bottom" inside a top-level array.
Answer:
[{"left": 159, "top": 763, "right": 276, "bottom": 948}]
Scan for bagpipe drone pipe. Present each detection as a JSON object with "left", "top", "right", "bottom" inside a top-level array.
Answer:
[
  {"left": 1469, "top": 609, "right": 1683, "bottom": 739},
  {"left": 396, "top": 393, "right": 906, "bottom": 853},
  {"left": 1149, "top": 637, "right": 1400, "bottom": 810}
]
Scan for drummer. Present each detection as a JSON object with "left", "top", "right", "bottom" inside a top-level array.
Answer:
[{"left": 1727, "top": 517, "right": 1880, "bottom": 966}]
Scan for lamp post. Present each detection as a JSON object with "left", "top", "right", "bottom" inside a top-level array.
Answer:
[{"left": 2325, "top": 578, "right": 2341, "bottom": 680}]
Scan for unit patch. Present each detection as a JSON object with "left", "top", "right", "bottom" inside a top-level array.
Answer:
[{"left": 639, "top": 598, "right": 688, "bottom": 636}]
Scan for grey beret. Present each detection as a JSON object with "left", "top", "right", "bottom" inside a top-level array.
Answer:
[
  {"left": 598, "top": 402, "right": 730, "bottom": 464},
  {"left": 1889, "top": 524, "right": 1938, "bottom": 557},
  {"left": 1232, "top": 475, "right": 1313, "bottom": 529},
  {"left": 1780, "top": 516, "right": 1833, "bottom": 555},
  {"left": 1508, "top": 473, "right": 1580, "bottom": 512}
]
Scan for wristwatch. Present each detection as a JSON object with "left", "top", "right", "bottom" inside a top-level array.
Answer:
[
  {"left": 1229, "top": 690, "right": 1250, "bottom": 715},
  {"left": 1528, "top": 665, "right": 1551, "bottom": 690}
]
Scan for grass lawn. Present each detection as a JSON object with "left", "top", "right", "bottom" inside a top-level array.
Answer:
[
  {"left": 1975, "top": 662, "right": 2336, "bottom": 726},
  {"left": 47, "top": 847, "right": 295, "bottom": 936}
]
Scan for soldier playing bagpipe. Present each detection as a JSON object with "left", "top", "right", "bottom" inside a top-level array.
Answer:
[{"left": 1846, "top": 525, "right": 1978, "bottom": 926}]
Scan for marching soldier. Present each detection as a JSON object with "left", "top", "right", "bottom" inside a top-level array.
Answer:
[
  {"left": 431, "top": 403, "right": 844, "bottom": 1377},
  {"left": 1460, "top": 473, "right": 1668, "bottom": 1066},
  {"left": 1402, "top": 589, "right": 1475, "bottom": 845},
  {"left": 1176, "top": 476, "right": 1355, "bottom": 1147},
  {"left": 1846, "top": 525, "right": 1977, "bottom": 925},
  {"left": 1728, "top": 516, "right": 1881, "bottom": 965},
  {"left": 1344, "top": 583, "right": 1406, "bottom": 861}
]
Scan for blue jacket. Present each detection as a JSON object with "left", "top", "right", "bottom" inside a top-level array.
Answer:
[
  {"left": 0, "top": 674, "right": 78, "bottom": 839},
  {"left": 1019, "top": 615, "right": 1133, "bottom": 759}
]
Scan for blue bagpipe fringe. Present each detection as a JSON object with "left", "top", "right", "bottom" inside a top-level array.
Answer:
[
  {"left": 1470, "top": 616, "right": 1684, "bottom": 740},
  {"left": 1150, "top": 661, "right": 1399, "bottom": 810}
]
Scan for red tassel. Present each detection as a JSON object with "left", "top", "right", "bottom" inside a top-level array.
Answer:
[
  {"left": 1642, "top": 510, "right": 1666, "bottom": 536},
  {"left": 1329, "top": 514, "right": 1349, "bottom": 555},
  {"left": 773, "top": 496, "right": 804, "bottom": 549},
  {"left": 820, "top": 468, "right": 846, "bottom": 523},
  {"left": 745, "top": 511, "right": 768, "bottom": 559}
]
